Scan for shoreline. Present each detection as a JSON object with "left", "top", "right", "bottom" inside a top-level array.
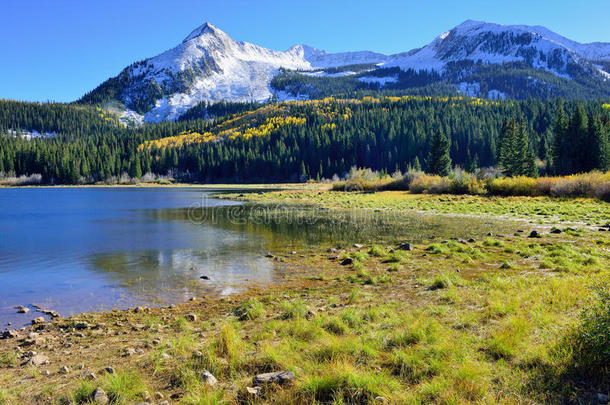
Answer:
[
  {"left": 0, "top": 182, "right": 317, "bottom": 190},
  {"left": 0, "top": 190, "right": 608, "bottom": 404}
]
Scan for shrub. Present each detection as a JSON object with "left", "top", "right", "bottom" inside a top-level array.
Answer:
[
  {"left": 331, "top": 166, "right": 610, "bottom": 201},
  {"left": 488, "top": 176, "right": 540, "bottom": 196},
  {"left": 566, "top": 280, "right": 610, "bottom": 382},
  {"left": 409, "top": 175, "right": 450, "bottom": 194}
]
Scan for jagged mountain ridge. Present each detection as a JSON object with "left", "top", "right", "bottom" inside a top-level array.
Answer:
[
  {"left": 80, "top": 20, "right": 610, "bottom": 123},
  {"left": 384, "top": 20, "right": 610, "bottom": 76}
]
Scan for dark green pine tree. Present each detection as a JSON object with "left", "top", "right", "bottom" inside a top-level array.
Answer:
[
  {"left": 499, "top": 119, "right": 537, "bottom": 177},
  {"left": 426, "top": 129, "right": 451, "bottom": 176},
  {"left": 413, "top": 156, "right": 422, "bottom": 171},
  {"left": 568, "top": 105, "right": 589, "bottom": 173},
  {"left": 552, "top": 108, "right": 570, "bottom": 175},
  {"left": 128, "top": 154, "right": 142, "bottom": 179},
  {"left": 589, "top": 115, "right": 610, "bottom": 171}
]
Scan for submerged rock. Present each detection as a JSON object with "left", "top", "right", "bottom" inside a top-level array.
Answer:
[
  {"left": 340, "top": 258, "right": 353, "bottom": 266},
  {"left": 15, "top": 305, "right": 29, "bottom": 314},
  {"left": 75, "top": 322, "right": 89, "bottom": 330},
  {"left": 31, "top": 317, "right": 45, "bottom": 325},
  {"left": 398, "top": 243, "right": 413, "bottom": 251},
  {"left": 2, "top": 330, "right": 18, "bottom": 339}
]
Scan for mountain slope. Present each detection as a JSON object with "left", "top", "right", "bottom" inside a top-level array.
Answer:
[
  {"left": 80, "top": 23, "right": 389, "bottom": 122},
  {"left": 80, "top": 20, "right": 610, "bottom": 123}
]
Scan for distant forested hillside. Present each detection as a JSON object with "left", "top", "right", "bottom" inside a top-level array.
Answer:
[{"left": 0, "top": 97, "right": 608, "bottom": 184}]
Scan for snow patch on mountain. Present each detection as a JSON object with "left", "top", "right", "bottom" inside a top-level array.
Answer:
[
  {"left": 286, "top": 45, "right": 389, "bottom": 68},
  {"left": 301, "top": 70, "right": 358, "bottom": 78},
  {"left": 457, "top": 82, "right": 481, "bottom": 97},
  {"left": 358, "top": 75, "right": 399, "bottom": 86}
]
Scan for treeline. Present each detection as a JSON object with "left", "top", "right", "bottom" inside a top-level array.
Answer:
[
  {"left": 0, "top": 97, "right": 608, "bottom": 184},
  {"left": 0, "top": 100, "right": 121, "bottom": 139},
  {"left": 178, "top": 100, "right": 263, "bottom": 121}
]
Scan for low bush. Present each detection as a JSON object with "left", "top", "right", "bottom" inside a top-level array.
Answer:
[
  {"left": 564, "top": 279, "right": 610, "bottom": 383},
  {"left": 331, "top": 167, "right": 610, "bottom": 200}
]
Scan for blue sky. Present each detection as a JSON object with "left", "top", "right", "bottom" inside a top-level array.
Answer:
[{"left": 2, "top": 0, "right": 609, "bottom": 102}]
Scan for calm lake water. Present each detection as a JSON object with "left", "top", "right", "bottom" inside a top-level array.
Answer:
[{"left": 0, "top": 187, "right": 509, "bottom": 327}]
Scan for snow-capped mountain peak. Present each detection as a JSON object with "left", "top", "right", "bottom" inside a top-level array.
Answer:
[
  {"left": 182, "top": 22, "right": 224, "bottom": 43},
  {"left": 384, "top": 19, "right": 610, "bottom": 74},
  {"left": 81, "top": 20, "right": 610, "bottom": 123}
]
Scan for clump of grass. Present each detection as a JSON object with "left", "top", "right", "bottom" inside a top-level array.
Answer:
[
  {"left": 103, "top": 370, "right": 145, "bottom": 403},
  {"left": 71, "top": 380, "right": 96, "bottom": 404},
  {"left": 485, "top": 315, "right": 530, "bottom": 359},
  {"left": 353, "top": 251, "right": 369, "bottom": 262},
  {"left": 168, "top": 331, "right": 197, "bottom": 358},
  {"left": 352, "top": 261, "right": 364, "bottom": 272},
  {"left": 499, "top": 260, "right": 514, "bottom": 269},
  {"left": 387, "top": 263, "right": 402, "bottom": 272},
  {"left": 368, "top": 245, "right": 386, "bottom": 257},
  {"left": 425, "top": 243, "right": 450, "bottom": 255},
  {"left": 427, "top": 271, "right": 465, "bottom": 290},
  {"left": 383, "top": 251, "right": 407, "bottom": 263},
  {"left": 483, "top": 238, "right": 504, "bottom": 247},
  {"left": 322, "top": 316, "right": 349, "bottom": 335},
  {"left": 389, "top": 346, "right": 445, "bottom": 383},
  {"left": 386, "top": 328, "right": 425, "bottom": 349},
  {"left": 347, "top": 269, "right": 391, "bottom": 285},
  {"left": 347, "top": 288, "right": 363, "bottom": 304},
  {"left": 299, "top": 361, "right": 399, "bottom": 403},
  {"left": 181, "top": 389, "right": 229, "bottom": 405},
  {"left": 0, "top": 352, "right": 17, "bottom": 368},
  {"left": 280, "top": 298, "right": 309, "bottom": 319},
  {"left": 233, "top": 298, "right": 265, "bottom": 321},
  {"left": 279, "top": 318, "right": 324, "bottom": 342},
  {"left": 216, "top": 322, "right": 243, "bottom": 363},
  {"left": 309, "top": 336, "right": 376, "bottom": 364}
]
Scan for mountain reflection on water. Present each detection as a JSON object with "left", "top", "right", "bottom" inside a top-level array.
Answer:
[{"left": 0, "top": 188, "right": 512, "bottom": 327}]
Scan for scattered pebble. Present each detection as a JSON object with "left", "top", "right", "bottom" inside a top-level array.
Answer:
[
  {"left": 92, "top": 387, "right": 109, "bottom": 404},
  {"left": 200, "top": 369, "right": 218, "bottom": 386},
  {"left": 252, "top": 370, "right": 295, "bottom": 386}
]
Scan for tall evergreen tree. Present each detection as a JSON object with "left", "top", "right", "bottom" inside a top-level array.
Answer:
[
  {"left": 499, "top": 119, "right": 537, "bottom": 177},
  {"left": 426, "top": 128, "right": 451, "bottom": 176},
  {"left": 552, "top": 108, "right": 570, "bottom": 174}
]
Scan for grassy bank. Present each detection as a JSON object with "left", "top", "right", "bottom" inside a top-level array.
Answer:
[
  {"left": 0, "top": 191, "right": 608, "bottom": 404},
  {"left": 234, "top": 188, "right": 610, "bottom": 226}
]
